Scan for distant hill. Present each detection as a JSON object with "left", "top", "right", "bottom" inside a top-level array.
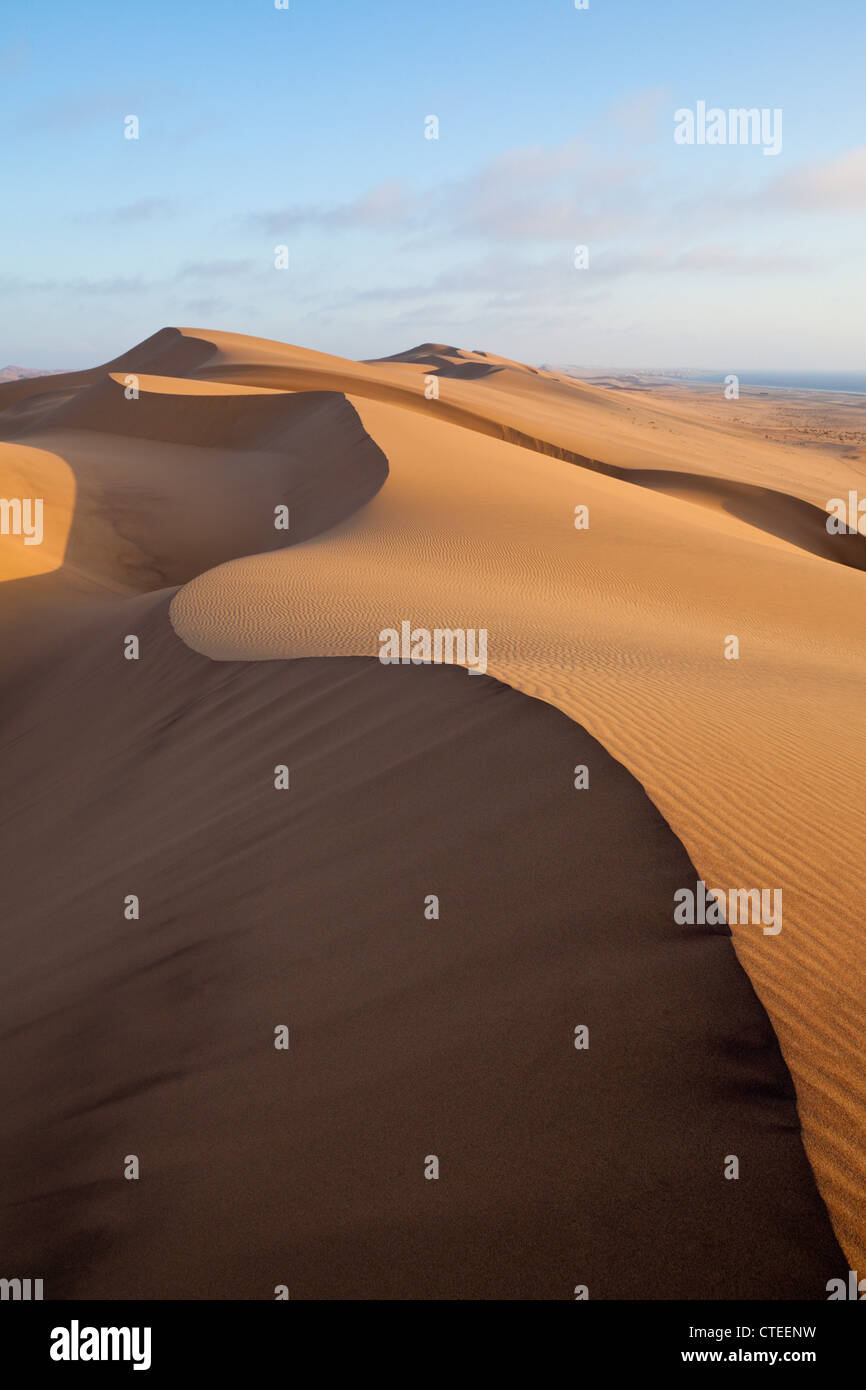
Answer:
[{"left": 0, "top": 365, "right": 66, "bottom": 383}]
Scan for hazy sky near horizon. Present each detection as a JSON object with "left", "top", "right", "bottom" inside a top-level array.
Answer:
[{"left": 2, "top": 0, "right": 864, "bottom": 369}]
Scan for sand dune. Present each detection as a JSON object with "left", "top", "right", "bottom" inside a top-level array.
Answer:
[
  {"left": 0, "top": 597, "right": 845, "bottom": 1297},
  {"left": 2, "top": 324, "right": 864, "bottom": 1293}
]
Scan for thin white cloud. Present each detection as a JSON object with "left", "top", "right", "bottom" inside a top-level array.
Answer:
[
  {"left": 759, "top": 146, "right": 866, "bottom": 211},
  {"left": 248, "top": 180, "right": 417, "bottom": 234}
]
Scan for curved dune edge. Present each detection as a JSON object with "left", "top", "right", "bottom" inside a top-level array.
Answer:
[
  {"left": 0, "top": 594, "right": 846, "bottom": 1297},
  {"left": 171, "top": 391, "right": 866, "bottom": 1270},
  {"left": 0, "top": 373, "right": 390, "bottom": 593}
]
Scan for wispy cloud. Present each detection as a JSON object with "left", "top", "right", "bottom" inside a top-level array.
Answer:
[
  {"left": 0, "top": 273, "right": 153, "bottom": 295},
  {"left": 758, "top": 146, "right": 866, "bottom": 211},
  {"left": 247, "top": 180, "right": 417, "bottom": 234},
  {"left": 174, "top": 259, "right": 258, "bottom": 280},
  {"left": 599, "top": 86, "right": 674, "bottom": 143},
  {"left": 76, "top": 198, "right": 178, "bottom": 225}
]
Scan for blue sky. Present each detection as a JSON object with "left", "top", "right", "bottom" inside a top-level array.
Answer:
[{"left": 2, "top": 0, "right": 864, "bottom": 368}]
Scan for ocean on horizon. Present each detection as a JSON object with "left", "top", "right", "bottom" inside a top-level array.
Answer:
[{"left": 680, "top": 369, "right": 866, "bottom": 396}]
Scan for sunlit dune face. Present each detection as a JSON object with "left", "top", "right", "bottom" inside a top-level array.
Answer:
[{"left": 0, "top": 442, "right": 75, "bottom": 581}]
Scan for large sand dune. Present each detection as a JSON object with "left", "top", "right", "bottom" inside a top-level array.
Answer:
[
  {"left": 2, "top": 326, "right": 864, "bottom": 1293},
  {"left": 0, "top": 598, "right": 846, "bottom": 1297}
]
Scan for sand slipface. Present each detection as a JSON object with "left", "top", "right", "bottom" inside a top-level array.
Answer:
[{"left": 2, "top": 325, "right": 864, "bottom": 1294}]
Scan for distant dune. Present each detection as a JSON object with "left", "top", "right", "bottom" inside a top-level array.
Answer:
[{"left": 1, "top": 326, "right": 863, "bottom": 1297}]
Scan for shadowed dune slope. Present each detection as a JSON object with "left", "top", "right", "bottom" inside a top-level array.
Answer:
[
  {"left": 611, "top": 468, "right": 866, "bottom": 571},
  {"left": 46, "top": 373, "right": 370, "bottom": 453},
  {"left": 0, "top": 377, "right": 388, "bottom": 611},
  {"left": 0, "top": 596, "right": 845, "bottom": 1299}
]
